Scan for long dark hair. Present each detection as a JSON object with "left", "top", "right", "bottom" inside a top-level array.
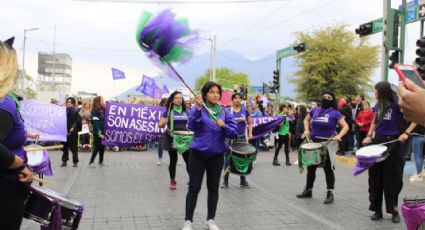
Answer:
[
  {"left": 166, "top": 91, "right": 186, "bottom": 113},
  {"left": 92, "top": 96, "right": 105, "bottom": 111},
  {"left": 375, "top": 81, "right": 397, "bottom": 121},
  {"left": 322, "top": 90, "right": 338, "bottom": 110},
  {"left": 255, "top": 100, "right": 265, "bottom": 116}
]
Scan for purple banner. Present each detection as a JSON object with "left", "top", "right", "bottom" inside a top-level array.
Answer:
[
  {"left": 251, "top": 116, "right": 285, "bottom": 139},
  {"left": 111, "top": 67, "right": 126, "bottom": 80},
  {"left": 20, "top": 100, "right": 67, "bottom": 142},
  {"left": 102, "top": 102, "right": 284, "bottom": 146},
  {"left": 102, "top": 102, "right": 166, "bottom": 147}
]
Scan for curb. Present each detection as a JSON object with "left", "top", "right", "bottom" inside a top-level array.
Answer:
[{"left": 336, "top": 155, "right": 357, "bottom": 165}]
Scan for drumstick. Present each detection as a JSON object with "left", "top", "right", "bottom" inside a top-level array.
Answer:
[
  {"left": 306, "top": 136, "right": 312, "bottom": 143},
  {"left": 315, "top": 136, "right": 333, "bottom": 141},
  {"left": 33, "top": 176, "right": 54, "bottom": 186},
  {"left": 25, "top": 145, "right": 64, "bottom": 152},
  {"left": 378, "top": 139, "right": 400, "bottom": 146}
]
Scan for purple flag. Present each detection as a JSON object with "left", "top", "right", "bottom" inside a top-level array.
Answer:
[
  {"left": 353, "top": 156, "right": 380, "bottom": 176},
  {"left": 102, "top": 102, "right": 166, "bottom": 147},
  {"left": 163, "top": 85, "right": 170, "bottom": 94},
  {"left": 251, "top": 116, "right": 285, "bottom": 139},
  {"left": 20, "top": 100, "right": 67, "bottom": 142},
  {"left": 27, "top": 149, "right": 53, "bottom": 176},
  {"left": 153, "top": 83, "right": 163, "bottom": 99},
  {"left": 111, "top": 67, "right": 126, "bottom": 80}
]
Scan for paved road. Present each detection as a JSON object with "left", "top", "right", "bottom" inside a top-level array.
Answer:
[{"left": 22, "top": 149, "right": 425, "bottom": 230}]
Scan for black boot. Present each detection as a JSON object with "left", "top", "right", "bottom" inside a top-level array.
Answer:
[
  {"left": 296, "top": 188, "right": 312, "bottom": 198},
  {"left": 273, "top": 158, "right": 281, "bottom": 166},
  {"left": 60, "top": 162, "right": 67, "bottom": 167},
  {"left": 392, "top": 212, "right": 400, "bottom": 223},
  {"left": 240, "top": 176, "right": 250, "bottom": 188},
  {"left": 324, "top": 191, "right": 334, "bottom": 204},
  {"left": 370, "top": 210, "right": 383, "bottom": 221},
  {"left": 221, "top": 174, "right": 229, "bottom": 189}
]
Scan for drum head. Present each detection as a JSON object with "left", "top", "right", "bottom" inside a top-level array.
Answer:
[
  {"left": 173, "top": 131, "right": 194, "bottom": 136},
  {"left": 230, "top": 143, "right": 256, "bottom": 154},
  {"left": 31, "top": 186, "right": 82, "bottom": 210},
  {"left": 356, "top": 145, "right": 387, "bottom": 158},
  {"left": 301, "top": 142, "right": 323, "bottom": 150},
  {"left": 27, "top": 150, "right": 44, "bottom": 167}
]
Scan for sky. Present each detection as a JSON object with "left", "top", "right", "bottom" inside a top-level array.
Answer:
[{"left": 0, "top": 0, "right": 421, "bottom": 99}]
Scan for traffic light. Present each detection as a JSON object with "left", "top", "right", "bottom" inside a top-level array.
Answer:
[
  {"left": 272, "top": 70, "right": 280, "bottom": 93},
  {"left": 416, "top": 38, "right": 425, "bottom": 78},
  {"left": 389, "top": 51, "right": 399, "bottom": 69},
  {"left": 293, "top": 43, "right": 306, "bottom": 53},
  {"left": 383, "top": 9, "right": 399, "bottom": 49},
  {"left": 355, "top": 22, "right": 373, "bottom": 37}
]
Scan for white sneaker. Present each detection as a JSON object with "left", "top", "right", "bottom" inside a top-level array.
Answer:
[
  {"left": 205, "top": 219, "right": 219, "bottom": 230},
  {"left": 294, "top": 160, "right": 299, "bottom": 166},
  {"left": 182, "top": 220, "right": 194, "bottom": 230},
  {"left": 156, "top": 160, "right": 162, "bottom": 166},
  {"left": 409, "top": 174, "right": 423, "bottom": 182}
]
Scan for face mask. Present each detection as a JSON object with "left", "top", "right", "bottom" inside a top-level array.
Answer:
[{"left": 321, "top": 98, "right": 333, "bottom": 109}]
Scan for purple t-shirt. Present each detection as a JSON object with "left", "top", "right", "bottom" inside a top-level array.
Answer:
[
  {"left": 373, "top": 103, "right": 402, "bottom": 136},
  {"left": 309, "top": 107, "right": 343, "bottom": 139},
  {"left": 162, "top": 110, "right": 188, "bottom": 131},
  {"left": 228, "top": 107, "right": 250, "bottom": 135}
]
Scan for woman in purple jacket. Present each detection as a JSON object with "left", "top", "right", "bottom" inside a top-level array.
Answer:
[{"left": 182, "top": 82, "right": 238, "bottom": 230}]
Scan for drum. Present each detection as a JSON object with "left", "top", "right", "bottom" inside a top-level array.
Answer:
[
  {"left": 173, "top": 130, "right": 194, "bottom": 136},
  {"left": 353, "top": 145, "right": 387, "bottom": 176},
  {"left": 402, "top": 196, "right": 425, "bottom": 230},
  {"left": 228, "top": 143, "right": 256, "bottom": 175},
  {"left": 24, "top": 185, "right": 84, "bottom": 230},
  {"left": 26, "top": 144, "right": 53, "bottom": 176},
  {"left": 300, "top": 142, "right": 323, "bottom": 167}
]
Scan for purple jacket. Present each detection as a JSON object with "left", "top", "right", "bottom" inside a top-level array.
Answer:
[{"left": 188, "top": 106, "right": 238, "bottom": 157}]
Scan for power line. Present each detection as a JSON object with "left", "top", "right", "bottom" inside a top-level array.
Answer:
[
  {"left": 220, "top": 0, "right": 339, "bottom": 47},
  {"left": 220, "top": 0, "right": 291, "bottom": 47},
  {"left": 73, "top": 0, "right": 288, "bottom": 4}
]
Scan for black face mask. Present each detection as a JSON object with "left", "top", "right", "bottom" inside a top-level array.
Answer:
[{"left": 321, "top": 98, "right": 333, "bottom": 109}]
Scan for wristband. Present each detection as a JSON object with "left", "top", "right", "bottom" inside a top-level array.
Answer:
[
  {"left": 16, "top": 163, "right": 27, "bottom": 172},
  {"left": 367, "top": 134, "right": 372, "bottom": 138},
  {"left": 404, "top": 132, "right": 411, "bottom": 136}
]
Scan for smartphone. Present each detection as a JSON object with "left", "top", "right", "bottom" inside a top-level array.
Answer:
[{"left": 394, "top": 64, "right": 425, "bottom": 88}]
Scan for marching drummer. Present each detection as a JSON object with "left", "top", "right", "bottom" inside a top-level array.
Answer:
[
  {"left": 297, "top": 90, "right": 349, "bottom": 204},
  {"left": 221, "top": 93, "right": 253, "bottom": 189},
  {"left": 158, "top": 91, "right": 191, "bottom": 190},
  {"left": 182, "top": 81, "right": 238, "bottom": 230},
  {"left": 362, "top": 81, "right": 407, "bottom": 223},
  {"left": 0, "top": 37, "right": 35, "bottom": 229}
]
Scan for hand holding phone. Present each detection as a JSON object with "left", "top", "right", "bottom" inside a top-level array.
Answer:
[{"left": 394, "top": 64, "right": 425, "bottom": 89}]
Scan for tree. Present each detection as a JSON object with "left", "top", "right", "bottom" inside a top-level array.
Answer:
[
  {"left": 195, "top": 68, "right": 250, "bottom": 91},
  {"left": 13, "top": 69, "right": 38, "bottom": 99},
  {"left": 290, "top": 24, "right": 380, "bottom": 102}
]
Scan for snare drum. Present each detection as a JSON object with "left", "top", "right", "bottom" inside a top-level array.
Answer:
[
  {"left": 228, "top": 143, "right": 256, "bottom": 175},
  {"left": 353, "top": 145, "right": 387, "bottom": 176},
  {"left": 26, "top": 144, "right": 53, "bottom": 176},
  {"left": 24, "top": 185, "right": 84, "bottom": 230},
  {"left": 300, "top": 142, "right": 323, "bottom": 167}
]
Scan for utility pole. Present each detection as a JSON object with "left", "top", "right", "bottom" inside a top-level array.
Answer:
[
  {"left": 52, "top": 26, "right": 56, "bottom": 89},
  {"left": 381, "top": 0, "right": 391, "bottom": 81},
  {"left": 209, "top": 34, "right": 217, "bottom": 82},
  {"left": 399, "top": 0, "right": 407, "bottom": 64},
  {"left": 21, "top": 27, "right": 39, "bottom": 91}
]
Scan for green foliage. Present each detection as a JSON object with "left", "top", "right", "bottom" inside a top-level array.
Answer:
[
  {"left": 195, "top": 68, "right": 250, "bottom": 91},
  {"left": 290, "top": 24, "right": 380, "bottom": 102}
]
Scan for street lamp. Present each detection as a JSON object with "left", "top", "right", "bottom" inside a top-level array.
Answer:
[{"left": 21, "top": 27, "right": 39, "bottom": 91}]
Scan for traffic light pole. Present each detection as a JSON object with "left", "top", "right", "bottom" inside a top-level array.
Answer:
[
  {"left": 275, "top": 54, "right": 281, "bottom": 102},
  {"left": 399, "top": 0, "right": 406, "bottom": 64},
  {"left": 381, "top": 0, "right": 391, "bottom": 81}
]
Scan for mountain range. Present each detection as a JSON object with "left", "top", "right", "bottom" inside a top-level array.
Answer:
[{"left": 118, "top": 50, "right": 299, "bottom": 100}]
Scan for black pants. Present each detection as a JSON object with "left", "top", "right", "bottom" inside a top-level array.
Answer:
[
  {"left": 62, "top": 134, "right": 79, "bottom": 164},
  {"left": 80, "top": 133, "right": 90, "bottom": 146},
  {"left": 368, "top": 136, "right": 403, "bottom": 214},
  {"left": 0, "top": 179, "right": 29, "bottom": 230},
  {"left": 90, "top": 135, "right": 105, "bottom": 164},
  {"left": 185, "top": 151, "right": 224, "bottom": 222},
  {"left": 275, "top": 134, "right": 290, "bottom": 161},
  {"left": 306, "top": 154, "right": 335, "bottom": 190},
  {"left": 168, "top": 149, "right": 190, "bottom": 180},
  {"left": 357, "top": 131, "right": 368, "bottom": 148}
]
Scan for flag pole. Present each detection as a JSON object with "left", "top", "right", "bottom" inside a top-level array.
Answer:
[{"left": 167, "top": 63, "right": 217, "bottom": 121}]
